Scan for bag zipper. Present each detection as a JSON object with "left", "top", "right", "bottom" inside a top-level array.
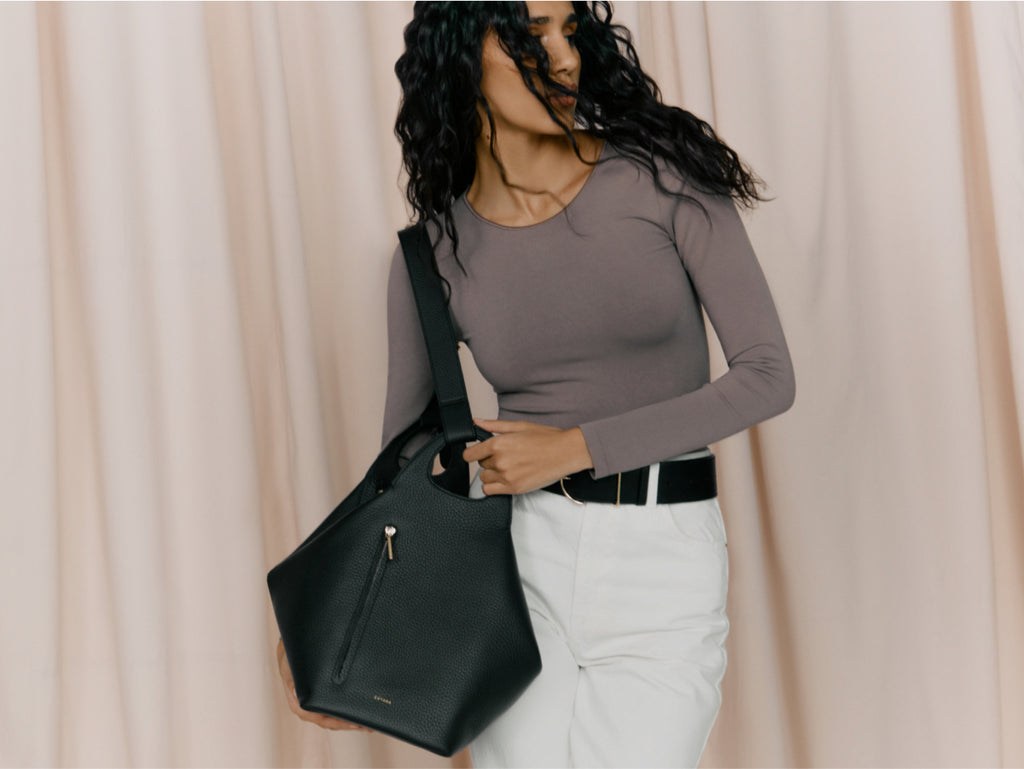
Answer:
[{"left": 332, "top": 525, "right": 397, "bottom": 684}]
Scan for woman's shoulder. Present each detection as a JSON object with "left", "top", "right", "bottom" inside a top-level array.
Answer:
[
  {"left": 402, "top": 211, "right": 475, "bottom": 275},
  {"left": 602, "top": 138, "right": 729, "bottom": 199},
  {"left": 592, "top": 140, "right": 705, "bottom": 211}
]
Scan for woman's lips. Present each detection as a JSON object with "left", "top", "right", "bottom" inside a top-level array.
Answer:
[{"left": 545, "top": 81, "right": 577, "bottom": 108}]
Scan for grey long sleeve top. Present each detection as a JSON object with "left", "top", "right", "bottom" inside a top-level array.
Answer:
[{"left": 380, "top": 140, "right": 795, "bottom": 480}]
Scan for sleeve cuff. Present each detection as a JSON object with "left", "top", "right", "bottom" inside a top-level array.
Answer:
[{"left": 577, "top": 422, "right": 612, "bottom": 480}]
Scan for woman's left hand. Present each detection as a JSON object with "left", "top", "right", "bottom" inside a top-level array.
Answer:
[{"left": 464, "top": 418, "right": 594, "bottom": 495}]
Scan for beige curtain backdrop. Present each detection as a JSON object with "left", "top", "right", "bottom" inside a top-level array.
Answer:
[{"left": 2, "top": 1, "right": 1021, "bottom": 767}]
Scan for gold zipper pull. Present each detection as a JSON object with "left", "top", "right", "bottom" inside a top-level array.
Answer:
[{"left": 384, "top": 525, "right": 396, "bottom": 560}]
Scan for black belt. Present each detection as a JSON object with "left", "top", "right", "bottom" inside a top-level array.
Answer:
[{"left": 540, "top": 453, "right": 717, "bottom": 506}]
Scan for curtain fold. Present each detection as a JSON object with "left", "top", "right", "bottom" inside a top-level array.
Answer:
[{"left": 1, "top": 2, "right": 1020, "bottom": 767}]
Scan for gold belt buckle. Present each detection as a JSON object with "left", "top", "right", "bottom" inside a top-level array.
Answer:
[{"left": 559, "top": 472, "right": 622, "bottom": 506}]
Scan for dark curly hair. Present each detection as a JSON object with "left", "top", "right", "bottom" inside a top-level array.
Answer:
[{"left": 393, "top": 1, "right": 770, "bottom": 304}]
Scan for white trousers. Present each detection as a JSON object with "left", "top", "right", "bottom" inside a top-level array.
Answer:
[{"left": 467, "top": 449, "right": 730, "bottom": 769}]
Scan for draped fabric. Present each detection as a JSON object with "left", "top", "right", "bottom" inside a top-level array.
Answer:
[{"left": 2, "top": 2, "right": 1020, "bottom": 766}]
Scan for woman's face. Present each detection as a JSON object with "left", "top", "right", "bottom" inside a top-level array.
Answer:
[{"left": 476, "top": 0, "right": 581, "bottom": 140}]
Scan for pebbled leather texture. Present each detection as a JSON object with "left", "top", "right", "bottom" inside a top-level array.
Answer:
[{"left": 267, "top": 419, "right": 543, "bottom": 757}]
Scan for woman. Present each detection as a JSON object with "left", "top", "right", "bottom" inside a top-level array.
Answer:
[{"left": 278, "top": 1, "right": 795, "bottom": 766}]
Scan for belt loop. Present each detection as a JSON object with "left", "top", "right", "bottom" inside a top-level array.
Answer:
[
  {"left": 645, "top": 461, "right": 660, "bottom": 506},
  {"left": 614, "top": 472, "right": 622, "bottom": 506}
]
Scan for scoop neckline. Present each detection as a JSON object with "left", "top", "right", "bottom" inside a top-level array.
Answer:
[{"left": 461, "top": 139, "right": 609, "bottom": 231}]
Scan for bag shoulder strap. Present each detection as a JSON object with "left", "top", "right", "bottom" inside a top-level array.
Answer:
[{"left": 397, "top": 221, "right": 475, "bottom": 446}]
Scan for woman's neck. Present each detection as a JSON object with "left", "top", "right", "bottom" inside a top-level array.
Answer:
[{"left": 466, "top": 131, "right": 602, "bottom": 227}]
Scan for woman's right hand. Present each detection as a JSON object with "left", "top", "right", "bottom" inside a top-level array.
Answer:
[{"left": 277, "top": 638, "right": 374, "bottom": 732}]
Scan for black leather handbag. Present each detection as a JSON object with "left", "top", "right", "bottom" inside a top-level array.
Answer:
[{"left": 267, "top": 222, "right": 542, "bottom": 757}]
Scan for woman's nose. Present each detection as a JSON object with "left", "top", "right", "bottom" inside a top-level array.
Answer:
[{"left": 543, "top": 36, "right": 578, "bottom": 74}]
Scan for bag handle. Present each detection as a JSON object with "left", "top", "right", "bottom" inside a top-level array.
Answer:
[{"left": 397, "top": 221, "right": 476, "bottom": 446}]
